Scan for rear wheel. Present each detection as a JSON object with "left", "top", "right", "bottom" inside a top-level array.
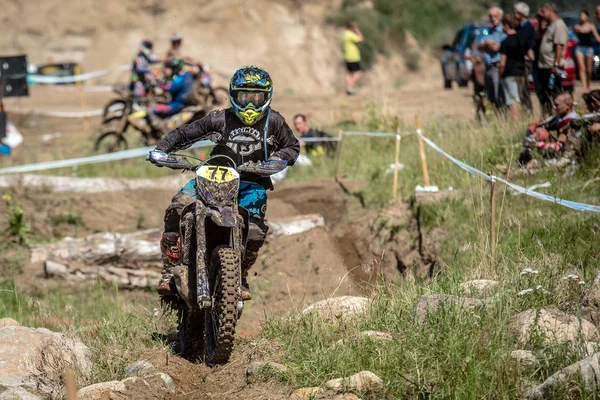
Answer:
[
  {"left": 204, "top": 247, "right": 241, "bottom": 365},
  {"left": 206, "top": 87, "right": 229, "bottom": 109},
  {"left": 102, "top": 99, "right": 128, "bottom": 124},
  {"left": 94, "top": 131, "right": 128, "bottom": 153}
]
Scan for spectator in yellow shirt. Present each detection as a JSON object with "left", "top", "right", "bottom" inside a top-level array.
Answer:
[{"left": 343, "top": 22, "right": 364, "bottom": 95}]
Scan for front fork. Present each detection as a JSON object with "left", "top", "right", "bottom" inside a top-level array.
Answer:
[{"left": 193, "top": 203, "right": 246, "bottom": 310}]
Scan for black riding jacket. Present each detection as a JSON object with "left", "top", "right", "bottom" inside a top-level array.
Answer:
[{"left": 156, "top": 107, "right": 300, "bottom": 189}]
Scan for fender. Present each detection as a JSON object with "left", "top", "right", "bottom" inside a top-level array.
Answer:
[{"left": 206, "top": 205, "right": 238, "bottom": 227}]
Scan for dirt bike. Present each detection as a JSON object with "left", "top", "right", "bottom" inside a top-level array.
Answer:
[
  {"left": 94, "top": 106, "right": 206, "bottom": 153},
  {"left": 188, "top": 65, "right": 229, "bottom": 110},
  {"left": 147, "top": 151, "right": 287, "bottom": 364},
  {"left": 101, "top": 83, "right": 169, "bottom": 126}
]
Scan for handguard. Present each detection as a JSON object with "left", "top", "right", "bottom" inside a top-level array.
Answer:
[{"left": 237, "top": 159, "right": 288, "bottom": 176}]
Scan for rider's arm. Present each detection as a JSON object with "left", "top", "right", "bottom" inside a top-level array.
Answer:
[
  {"left": 161, "top": 75, "right": 184, "bottom": 93},
  {"left": 155, "top": 110, "right": 225, "bottom": 153},
  {"left": 270, "top": 112, "right": 300, "bottom": 165}
]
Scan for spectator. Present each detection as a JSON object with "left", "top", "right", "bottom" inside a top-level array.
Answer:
[
  {"left": 516, "top": 92, "right": 579, "bottom": 172},
  {"left": 574, "top": 10, "right": 600, "bottom": 93},
  {"left": 293, "top": 114, "right": 334, "bottom": 155},
  {"left": 514, "top": 2, "right": 536, "bottom": 111},
  {"left": 537, "top": 4, "right": 569, "bottom": 115},
  {"left": 166, "top": 33, "right": 183, "bottom": 59},
  {"left": 595, "top": 5, "right": 600, "bottom": 22},
  {"left": 499, "top": 14, "right": 529, "bottom": 120},
  {"left": 478, "top": 7, "right": 507, "bottom": 110},
  {"left": 343, "top": 22, "right": 364, "bottom": 95}
]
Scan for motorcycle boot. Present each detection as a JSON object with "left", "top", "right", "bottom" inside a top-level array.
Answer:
[
  {"left": 157, "top": 232, "right": 180, "bottom": 296},
  {"left": 240, "top": 250, "right": 259, "bottom": 301}
]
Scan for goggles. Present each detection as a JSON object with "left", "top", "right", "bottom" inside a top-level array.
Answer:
[{"left": 233, "top": 89, "right": 268, "bottom": 109}]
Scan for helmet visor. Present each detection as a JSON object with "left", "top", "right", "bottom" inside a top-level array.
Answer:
[{"left": 234, "top": 90, "right": 268, "bottom": 109}]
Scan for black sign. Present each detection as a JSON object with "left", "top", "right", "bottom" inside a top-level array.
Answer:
[{"left": 0, "top": 55, "right": 29, "bottom": 98}]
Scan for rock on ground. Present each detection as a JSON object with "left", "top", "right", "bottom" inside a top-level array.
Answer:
[
  {"left": 414, "top": 294, "right": 489, "bottom": 324},
  {"left": 510, "top": 307, "right": 597, "bottom": 344},
  {"left": 323, "top": 371, "right": 384, "bottom": 394},
  {"left": 302, "top": 297, "right": 370, "bottom": 322},
  {"left": 582, "top": 271, "right": 600, "bottom": 325},
  {"left": 246, "top": 361, "right": 289, "bottom": 383},
  {"left": 510, "top": 350, "right": 539, "bottom": 367},
  {"left": 0, "top": 318, "right": 20, "bottom": 328},
  {"left": 124, "top": 360, "right": 155, "bottom": 377},
  {"left": 524, "top": 352, "right": 600, "bottom": 399},
  {"left": 460, "top": 280, "right": 499, "bottom": 293},
  {"left": 77, "top": 373, "right": 175, "bottom": 400},
  {"left": 290, "top": 387, "right": 321, "bottom": 400},
  {"left": 0, "top": 326, "right": 91, "bottom": 399},
  {"left": 358, "top": 331, "right": 392, "bottom": 341},
  {"left": 290, "top": 371, "right": 382, "bottom": 399}
]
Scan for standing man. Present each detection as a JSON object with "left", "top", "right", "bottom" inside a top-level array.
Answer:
[
  {"left": 514, "top": 2, "right": 536, "bottom": 112},
  {"left": 343, "top": 22, "right": 364, "bottom": 95},
  {"left": 478, "top": 7, "right": 508, "bottom": 110},
  {"left": 537, "top": 4, "right": 569, "bottom": 115},
  {"left": 595, "top": 5, "right": 600, "bottom": 22}
]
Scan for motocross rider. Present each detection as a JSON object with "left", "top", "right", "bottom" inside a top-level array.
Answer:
[
  {"left": 149, "top": 65, "right": 300, "bottom": 300},
  {"left": 147, "top": 58, "right": 194, "bottom": 131},
  {"left": 131, "top": 40, "right": 160, "bottom": 98}
]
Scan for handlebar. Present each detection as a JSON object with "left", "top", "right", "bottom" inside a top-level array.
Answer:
[{"left": 147, "top": 151, "right": 287, "bottom": 176}]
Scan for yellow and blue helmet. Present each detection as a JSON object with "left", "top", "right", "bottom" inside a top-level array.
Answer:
[{"left": 229, "top": 65, "right": 273, "bottom": 125}]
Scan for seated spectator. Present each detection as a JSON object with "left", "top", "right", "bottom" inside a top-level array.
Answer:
[
  {"left": 515, "top": 92, "right": 579, "bottom": 172},
  {"left": 293, "top": 114, "right": 334, "bottom": 155}
]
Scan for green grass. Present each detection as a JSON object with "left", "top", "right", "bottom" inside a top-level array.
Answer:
[
  {"left": 0, "top": 279, "right": 170, "bottom": 383},
  {"left": 2, "top": 105, "right": 600, "bottom": 396},
  {"left": 263, "top": 109, "right": 600, "bottom": 398}
]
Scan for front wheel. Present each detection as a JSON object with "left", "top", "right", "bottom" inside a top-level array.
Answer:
[
  {"left": 177, "top": 308, "right": 205, "bottom": 362},
  {"left": 204, "top": 247, "right": 241, "bottom": 365},
  {"left": 94, "top": 131, "right": 128, "bottom": 153}
]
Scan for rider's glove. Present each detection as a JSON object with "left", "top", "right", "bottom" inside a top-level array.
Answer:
[{"left": 147, "top": 149, "right": 169, "bottom": 167}]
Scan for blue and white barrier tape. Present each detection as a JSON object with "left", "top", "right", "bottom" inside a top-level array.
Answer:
[
  {"left": 417, "top": 131, "right": 600, "bottom": 213},
  {"left": 0, "top": 140, "right": 213, "bottom": 175},
  {"left": 29, "top": 65, "right": 130, "bottom": 84}
]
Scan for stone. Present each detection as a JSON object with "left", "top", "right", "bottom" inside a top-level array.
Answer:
[
  {"left": 358, "top": 331, "right": 392, "bottom": 341},
  {"left": 510, "top": 350, "right": 539, "bottom": 367},
  {"left": 77, "top": 381, "right": 126, "bottom": 400},
  {"left": 290, "top": 387, "right": 321, "bottom": 400},
  {"left": 328, "top": 395, "right": 362, "bottom": 400},
  {"left": 124, "top": 360, "right": 155, "bottom": 377},
  {"left": 509, "top": 307, "right": 597, "bottom": 344},
  {"left": 583, "top": 271, "right": 600, "bottom": 308},
  {"left": 246, "top": 361, "right": 288, "bottom": 383},
  {"left": 524, "top": 352, "right": 600, "bottom": 399},
  {"left": 0, "top": 318, "right": 20, "bottom": 328},
  {"left": 77, "top": 373, "right": 175, "bottom": 400},
  {"left": 323, "top": 371, "right": 384, "bottom": 394},
  {"left": 0, "top": 387, "right": 43, "bottom": 400},
  {"left": 302, "top": 297, "right": 370, "bottom": 322},
  {"left": 0, "top": 326, "right": 91, "bottom": 398},
  {"left": 142, "top": 373, "right": 176, "bottom": 392},
  {"left": 43, "top": 260, "right": 69, "bottom": 278},
  {"left": 460, "top": 279, "right": 499, "bottom": 293},
  {"left": 414, "top": 294, "right": 489, "bottom": 324}
]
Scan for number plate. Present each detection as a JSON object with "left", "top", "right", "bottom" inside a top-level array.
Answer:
[{"left": 197, "top": 165, "right": 238, "bottom": 183}]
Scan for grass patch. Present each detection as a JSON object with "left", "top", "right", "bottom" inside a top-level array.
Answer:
[
  {"left": 265, "top": 108, "right": 600, "bottom": 397},
  {"left": 0, "top": 279, "right": 170, "bottom": 383}
]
